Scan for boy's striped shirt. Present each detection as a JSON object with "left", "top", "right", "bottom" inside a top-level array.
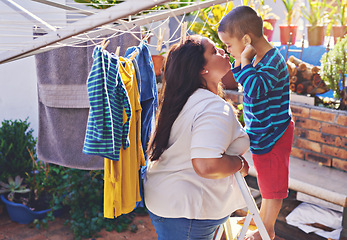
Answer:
[{"left": 232, "top": 48, "right": 292, "bottom": 154}]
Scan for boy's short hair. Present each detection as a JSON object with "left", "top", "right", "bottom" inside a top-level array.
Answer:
[{"left": 218, "top": 6, "right": 263, "bottom": 39}]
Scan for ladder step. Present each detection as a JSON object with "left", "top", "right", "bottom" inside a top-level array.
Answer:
[
  {"left": 214, "top": 172, "right": 271, "bottom": 240},
  {"left": 287, "top": 49, "right": 302, "bottom": 53},
  {"left": 229, "top": 217, "right": 258, "bottom": 231},
  {"left": 233, "top": 187, "right": 262, "bottom": 217},
  {"left": 222, "top": 217, "right": 258, "bottom": 239}
]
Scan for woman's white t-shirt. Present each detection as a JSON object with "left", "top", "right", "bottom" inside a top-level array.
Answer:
[{"left": 144, "top": 88, "right": 250, "bottom": 220}]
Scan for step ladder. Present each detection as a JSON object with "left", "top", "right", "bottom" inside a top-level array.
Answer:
[{"left": 214, "top": 172, "right": 271, "bottom": 240}]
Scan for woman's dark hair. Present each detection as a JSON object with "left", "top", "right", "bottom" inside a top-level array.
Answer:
[
  {"left": 218, "top": 6, "right": 263, "bottom": 38},
  {"left": 147, "top": 36, "right": 206, "bottom": 161}
]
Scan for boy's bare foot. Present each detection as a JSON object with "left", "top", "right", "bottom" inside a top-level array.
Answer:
[{"left": 244, "top": 229, "right": 275, "bottom": 240}]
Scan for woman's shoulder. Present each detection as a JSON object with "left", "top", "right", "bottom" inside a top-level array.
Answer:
[
  {"left": 185, "top": 89, "right": 234, "bottom": 115},
  {"left": 189, "top": 88, "right": 225, "bottom": 105}
]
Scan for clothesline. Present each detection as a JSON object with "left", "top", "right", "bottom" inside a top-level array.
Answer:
[{"left": 0, "top": 0, "right": 231, "bottom": 65}]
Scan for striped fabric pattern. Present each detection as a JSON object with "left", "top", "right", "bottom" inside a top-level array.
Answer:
[
  {"left": 232, "top": 48, "right": 292, "bottom": 154},
  {"left": 83, "top": 46, "right": 131, "bottom": 161}
]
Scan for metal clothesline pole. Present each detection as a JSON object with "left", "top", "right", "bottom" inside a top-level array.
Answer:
[
  {"left": 0, "top": 0, "right": 171, "bottom": 65},
  {"left": 0, "top": 0, "right": 230, "bottom": 65}
]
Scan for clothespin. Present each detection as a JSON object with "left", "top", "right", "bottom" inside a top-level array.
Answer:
[
  {"left": 143, "top": 32, "right": 153, "bottom": 42},
  {"left": 156, "top": 28, "right": 166, "bottom": 52},
  {"left": 129, "top": 50, "right": 139, "bottom": 61},
  {"left": 101, "top": 39, "right": 110, "bottom": 51},
  {"left": 179, "top": 22, "right": 188, "bottom": 45},
  {"left": 114, "top": 46, "right": 120, "bottom": 56}
]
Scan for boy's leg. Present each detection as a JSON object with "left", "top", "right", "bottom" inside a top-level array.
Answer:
[
  {"left": 245, "top": 121, "right": 295, "bottom": 239},
  {"left": 258, "top": 198, "right": 283, "bottom": 238}
]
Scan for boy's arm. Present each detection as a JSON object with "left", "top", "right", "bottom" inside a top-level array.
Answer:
[
  {"left": 233, "top": 44, "right": 283, "bottom": 98},
  {"left": 237, "top": 64, "right": 280, "bottom": 98}
]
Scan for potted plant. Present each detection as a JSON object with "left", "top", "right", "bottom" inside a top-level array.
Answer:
[
  {"left": 301, "top": 0, "right": 335, "bottom": 46},
  {"left": 0, "top": 175, "right": 44, "bottom": 224},
  {"left": 0, "top": 146, "right": 66, "bottom": 224},
  {"left": 254, "top": 0, "right": 280, "bottom": 42},
  {"left": 279, "top": 0, "right": 300, "bottom": 45},
  {"left": 320, "top": 35, "right": 347, "bottom": 110},
  {"left": 330, "top": 0, "right": 347, "bottom": 44}
]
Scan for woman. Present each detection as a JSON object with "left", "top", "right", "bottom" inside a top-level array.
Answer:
[{"left": 144, "top": 35, "right": 250, "bottom": 240}]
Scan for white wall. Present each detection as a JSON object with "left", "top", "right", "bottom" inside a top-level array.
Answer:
[
  {"left": 0, "top": 0, "right": 68, "bottom": 137},
  {"left": 0, "top": 55, "right": 38, "bottom": 135},
  {"left": 0, "top": 57, "right": 38, "bottom": 136}
]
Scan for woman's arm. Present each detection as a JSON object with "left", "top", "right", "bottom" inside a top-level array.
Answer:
[{"left": 192, "top": 154, "right": 249, "bottom": 179}]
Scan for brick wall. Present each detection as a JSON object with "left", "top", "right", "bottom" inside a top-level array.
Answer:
[{"left": 225, "top": 90, "right": 347, "bottom": 172}]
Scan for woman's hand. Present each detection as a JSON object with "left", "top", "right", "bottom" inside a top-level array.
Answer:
[
  {"left": 192, "top": 154, "right": 249, "bottom": 179},
  {"left": 239, "top": 156, "right": 249, "bottom": 177}
]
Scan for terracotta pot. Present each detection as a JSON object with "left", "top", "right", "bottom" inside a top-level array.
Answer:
[
  {"left": 263, "top": 19, "right": 277, "bottom": 42},
  {"left": 332, "top": 25, "right": 347, "bottom": 44},
  {"left": 151, "top": 55, "right": 164, "bottom": 77},
  {"left": 279, "top": 25, "right": 298, "bottom": 45},
  {"left": 307, "top": 26, "right": 325, "bottom": 46},
  {"left": 222, "top": 70, "right": 238, "bottom": 90}
]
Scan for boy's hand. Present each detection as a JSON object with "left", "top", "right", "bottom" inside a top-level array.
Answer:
[
  {"left": 234, "top": 57, "right": 241, "bottom": 67},
  {"left": 241, "top": 44, "right": 256, "bottom": 68}
]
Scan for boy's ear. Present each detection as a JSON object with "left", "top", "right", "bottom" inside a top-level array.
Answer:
[{"left": 242, "top": 34, "right": 251, "bottom": 45}]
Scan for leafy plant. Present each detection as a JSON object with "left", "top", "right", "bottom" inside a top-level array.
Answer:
[
  {"left": 0, "top": 176, "right": 30, "bottom": 202},
  {"left": 73, "top": 0, "right": 121, "bottom": 9},
  {"left": 74, "top": 0, "right": 196, "bottom": 11},
  {"left": 331, "top": 0, "right": 347, "bottom": 26},
  {"left": 281, "top": 0, "right": 299, "bottom": 26},
  {"left": 237, "top": 104, "right": 245, "bottom": 127},
  {"left": 245, "top": 0, "right": 279, "bottom": 30},
  {"left": 0, "top": 118, "right": 36, "bottom": 183},
  {"left": 320, "top": 35, "right": 347, "bottom": 108},
  {"left": 190, "top": 2, "right": 234, "bottom": 52},
  {"left": 53, "top": 169, "right": 136, "bottom": 240},
  {"left": 257, "top": 0, "right": 278, "bottom": 19},
  {"left": 23, "top": 149, "right": 67, "bottom": 211},
  {"left": 300, "top": 0, "right": 334, "bottom": 27}
]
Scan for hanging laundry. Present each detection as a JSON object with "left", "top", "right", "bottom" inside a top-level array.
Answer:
[
  {"left": 104, "top": 56, "right": 145, "bottom": 218},
  {"left": 125, "top": 41, "right": 158, "bottom": 159},
  {"left": 35, "top": 31, "right": 140, "bottom": 170},
  {"left": 83, "top": 46, "right": 131, "bottom": 161},
  {"left": 125, "top": 41, "right": 158, "bottom": 208},
  {"left": 35, "top": 46, "right": 104, "bottom": 170}
]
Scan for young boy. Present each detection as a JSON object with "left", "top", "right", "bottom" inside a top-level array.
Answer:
[{"left": 218, "top": 6, "right": 294, "bottom": 240}]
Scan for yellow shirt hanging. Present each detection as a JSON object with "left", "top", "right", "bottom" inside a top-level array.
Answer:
[{"left": 104, "top": 56, "right": 145, "bottom": 218}]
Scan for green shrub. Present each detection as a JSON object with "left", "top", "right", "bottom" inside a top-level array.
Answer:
[
  {"left": 320, "top": 36, "right": 347, "bottom": 101},
  {"left": 54, "top": 169, "right": 135, "bottom": 240},
  {"left": 0, "top": 118, "right": 36, "bottom": 183}
]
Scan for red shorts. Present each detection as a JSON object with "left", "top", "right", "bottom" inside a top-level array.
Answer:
[{"left": 252, "top": 121, "right": 295, "bottom": 199}]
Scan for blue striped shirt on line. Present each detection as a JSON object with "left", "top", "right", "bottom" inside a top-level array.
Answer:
[
  {"left": 83, "top": 46, "right": 131, "bottom": 161},
  {"left": 232, "top": 48, "right": 292, "bottom": 154}
]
